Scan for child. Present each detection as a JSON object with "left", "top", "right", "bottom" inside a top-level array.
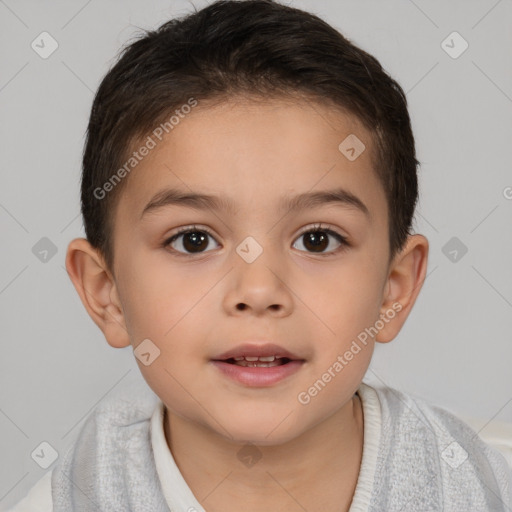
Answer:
[{"left": 8, "top": 0, "right": 512, "bottom": 510}]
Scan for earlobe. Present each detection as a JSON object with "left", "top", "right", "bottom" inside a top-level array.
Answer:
[
  {"left": 375, "top": 234, "right": 429, "bottom": 343},
  {"left": 65, "top": 238, "right": 131, "bottom": 349}
]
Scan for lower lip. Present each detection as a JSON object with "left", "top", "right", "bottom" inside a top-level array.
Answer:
[{"left": 211, "top": 360, "right": 304, "bottom": 387}]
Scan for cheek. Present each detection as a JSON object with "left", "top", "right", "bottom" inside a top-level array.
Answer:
[
  {"left": 138, "top": 359, "right": 206, "bottom": 429},
  {"left": 116, "top": 252, "right": 199, "bottom": 340},
  {"left": 299, "top": 261, "right": 383, "bottom": 341}
]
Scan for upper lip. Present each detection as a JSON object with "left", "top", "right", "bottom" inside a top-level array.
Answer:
[{"left": 212, "top": 342, "right": 304, "bottom": 361}]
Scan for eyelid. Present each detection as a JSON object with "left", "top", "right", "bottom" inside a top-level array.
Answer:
[
  {"left": 168, "top": 224, "right": 216, "bottom": 239},
  {"left": 164, "top": 224, "right": 219, "bottom": 252},
  {"left": 296, "top": 222, "right": 347, "bottom": 240},
  {"left": 165, "top": 223, "right": 347, "bottom": 242}
]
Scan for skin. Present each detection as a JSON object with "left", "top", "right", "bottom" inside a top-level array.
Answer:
[{"left": 66, "top": 95, "right": 428, "bottom": 512}]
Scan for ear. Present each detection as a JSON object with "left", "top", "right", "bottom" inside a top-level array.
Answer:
[
  {"left": 375, "top": 234, "right": 429, "bottom": 343},
  {"left": 65, "top": 238, "right": 131, "bottom": 349}
]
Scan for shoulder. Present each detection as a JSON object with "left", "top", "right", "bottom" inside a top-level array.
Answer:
[
  {"left": 370, "top": 382, "right": 505, "bottom": 451},
  {"left": 373, "top": 382, "right": 511, "bottom": 471},
  {"left": 61, "top": 381, "right": 159, "bottom": 457},
  {"left": 6, "top": 384, "right": 159, "bottom": 512},
  {"left": 4, "top": 470, "right": 53, "bottom": 512},
  {"left": 364, "top": 382, "right": 512, "bottom": 510}
]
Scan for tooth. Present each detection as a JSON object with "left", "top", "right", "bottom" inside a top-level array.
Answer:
[
  {"left": 244, "top": 356, "right": 259, "bottom": 361},
  {"left": 258, "top": 356, "right": 275, "bottom": 362},
  {"left": 232, "top": 359, "right": 282, "bottom": 367},
  {"left": 234, "top": 356, "right": 245, "bottom": 361}
]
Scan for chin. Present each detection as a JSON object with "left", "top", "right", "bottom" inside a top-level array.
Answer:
[
  {"left": 230, "top": 429, "right": 297, "bottom": 447},
  {"left": 213, "top": 414, "right": 304, "bottom": 447}
]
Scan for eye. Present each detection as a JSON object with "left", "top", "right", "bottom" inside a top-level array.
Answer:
[
  {"left": 163, "top": 225, "right": 220, "bottom": 255},
  {"left": 292, "top": 223, "right": 349, "bottom": 255},
  {"left": 163, "top": 223, "right": 349, "bottom": 257}
]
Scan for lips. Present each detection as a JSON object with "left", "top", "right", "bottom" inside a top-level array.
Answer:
[
  {"left": 212, "top": 342, "right": 303, "bottom": 362},
  {"left": 211, "top": 342, "right": 305, "bottom": 386}
]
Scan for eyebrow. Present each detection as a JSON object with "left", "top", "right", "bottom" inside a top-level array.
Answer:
[{"left": 140, "top": 186, "right": 371, "bottom": 220}]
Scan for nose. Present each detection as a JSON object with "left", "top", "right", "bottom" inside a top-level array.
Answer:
[{"left": 223, "top": 246, "right": 294, "bottom": 317}]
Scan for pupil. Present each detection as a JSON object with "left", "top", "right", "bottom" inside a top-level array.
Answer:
[
  {"left": 304, "top": 231, "right": 327, "bottom": 252},
  {"left": 183, "top": 231, "right": 208, "bottom": 252}
]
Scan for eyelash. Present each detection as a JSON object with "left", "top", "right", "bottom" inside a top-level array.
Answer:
[{"left": 163, "top": 223, "right": 349, "bottom": 257}]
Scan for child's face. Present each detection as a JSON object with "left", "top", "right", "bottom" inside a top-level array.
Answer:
[{"left": 77, "top": 97, "right": 418, "bottom": 444}]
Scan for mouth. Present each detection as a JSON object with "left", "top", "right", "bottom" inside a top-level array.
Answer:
[
  {"left": 211, "top": 343, "right": 305, "bottom": 387},
  {"left": 216, "top": 355, "right": 295, "bottom": 367},
  {"left": 212, "top": 342, "right": 304, "bottom": 363}
]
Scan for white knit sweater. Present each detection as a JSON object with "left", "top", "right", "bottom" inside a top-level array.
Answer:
[{"left": 6, "top": 381, "right": 512, "bottom": 511}]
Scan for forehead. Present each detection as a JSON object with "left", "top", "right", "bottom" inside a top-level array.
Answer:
[{"left": 115, "top": 96, "right": 386, "bottom": 226}]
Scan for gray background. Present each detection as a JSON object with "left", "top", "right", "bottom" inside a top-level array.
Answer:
[{"left": 1, "top": 0, "right": 511, "bottom": 508}]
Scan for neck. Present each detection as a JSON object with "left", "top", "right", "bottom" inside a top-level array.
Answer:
[{"left": 164, "top": 393, "right": 364, "bottom": 511}]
